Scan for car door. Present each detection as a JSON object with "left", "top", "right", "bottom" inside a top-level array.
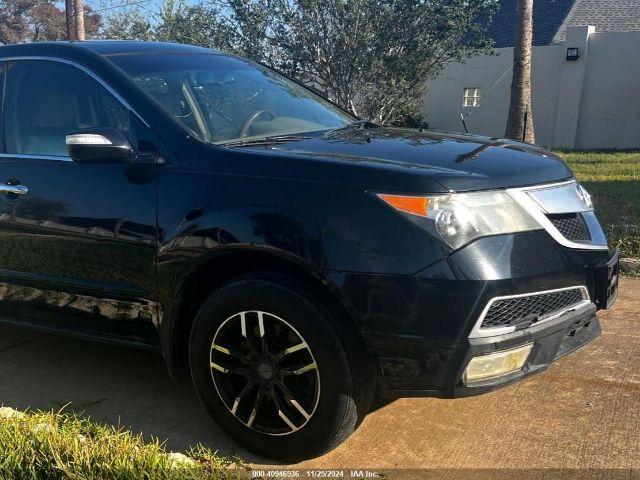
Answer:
[{"left": 0, "top": 58, "right": 159, "bottom": 345}]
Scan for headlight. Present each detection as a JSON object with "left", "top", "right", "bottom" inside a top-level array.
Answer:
[{"left": 378, "top": 191, "right": 542, "bottom": 249}]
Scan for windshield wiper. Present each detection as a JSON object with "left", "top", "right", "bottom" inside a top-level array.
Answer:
[
  {"left": 323, "top": 120, "right": 376, "bottom": 137},
  {"left": 220, "top": 134, "right": 311, "bottom": 148}
]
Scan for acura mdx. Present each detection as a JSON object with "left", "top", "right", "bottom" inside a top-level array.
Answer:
[{"left": 0, "top": 41, "right": 619, "bottom": 460}]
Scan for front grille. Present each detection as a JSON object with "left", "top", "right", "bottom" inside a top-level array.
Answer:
[
  {"left": 547, "top": 213, "right": 591, "bottom": 241},
  {"left": 481, "top": 288, "right": 586, "bottom": 329}
]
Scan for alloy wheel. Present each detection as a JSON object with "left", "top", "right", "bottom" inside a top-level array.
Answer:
[{"left": 209, "top": 310, "right": 321, "bottom": 435}]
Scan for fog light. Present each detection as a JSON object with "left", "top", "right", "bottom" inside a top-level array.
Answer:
[{"left": 464, "top": 344, "right": 533, "bottom": 383}]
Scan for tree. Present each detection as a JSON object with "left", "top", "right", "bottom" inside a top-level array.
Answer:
[
  {"left": 30, "top": 0, "right": 66, "bottom": 40},
  {"left": 0, "top": 0, "right": 32, "bottom": 44},
  {"left": 101, "top": 1, "right": 234, "bottom": 47},
  {"left": 154, "top": 0, "right": 233, "bottom": 49},
  {"left": 83, "top": 4, "right": 101, "bottom": 36},
  {"left": 65, "top": 0, "right": 75, "bottom": 40},
  {"left": 100, "top": 0, "right": 497, "bottom": 126},
  {"left": 213, "top": 0, "right": 499, "bottom": 126},
  {"left": 73, "top": 0, "right": 85, "bottom": 40},
  {"left": 102, "top": 8, "right": 154, "bottom": 40},
  {"left": 505, "top": 0, "right": 535, "bottom": 143},
  {"left": 0, "top": 0, "right": 100, "bottom": 43}
]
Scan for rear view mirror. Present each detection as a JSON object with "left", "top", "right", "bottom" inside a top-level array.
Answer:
[{"left": 66, "top": 127, "right": 135, "bottom": 164}]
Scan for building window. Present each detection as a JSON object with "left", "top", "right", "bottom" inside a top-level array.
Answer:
[{"left": 463, "top": 88, "right": 482, "bottom": 107}]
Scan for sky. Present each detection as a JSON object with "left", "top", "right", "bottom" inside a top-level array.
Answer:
[
  {"left": 84, "top": 0, "right": 164, "bottom": 17},
  {"left": 81, "top": 0, "right": 199, "bottom": 20}
]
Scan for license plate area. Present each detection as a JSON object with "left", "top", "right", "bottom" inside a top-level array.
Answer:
[{"left": 595, "top": 250, "right": 620, "bottom": 309}]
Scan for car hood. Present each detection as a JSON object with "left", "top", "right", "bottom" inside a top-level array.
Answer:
[{"left": 257, "top": 127, "right": 574, "bottom": 191}]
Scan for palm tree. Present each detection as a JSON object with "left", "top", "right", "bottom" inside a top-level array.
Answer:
[
  {"left": 505, "top": 0, "right": 535, "bottom": 143},
  {"left": 65, "top": 0, "right": 75, "bottom": 40},
  {"left": 74, "top": 0, "right": 85, "bottom": 40}
]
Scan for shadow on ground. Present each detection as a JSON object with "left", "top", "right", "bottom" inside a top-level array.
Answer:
[{"left": 0, "top": 325, "right": 274, "bottom": 463}]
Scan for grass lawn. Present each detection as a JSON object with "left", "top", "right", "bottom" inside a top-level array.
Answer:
[
  {"left": 0, "top": 408, "right": 244, "bottom": 480},
  {"left": 560, "top": 150, "right": 640, "bottom": 259}
]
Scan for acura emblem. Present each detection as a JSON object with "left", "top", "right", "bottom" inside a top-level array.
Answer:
[{"left": 576, "top": 184, "right": 593, "bottom": 210}]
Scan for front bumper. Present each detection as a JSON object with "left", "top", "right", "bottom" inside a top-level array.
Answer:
[
  {"left": 377, "top": 302, "right": 602, "bottom": 399},
  {"left": 328, "top": 231, "right": 619, "bottom": 398},
  {"left": 452, "top": 302, "right": 600, "bottom": 397}
]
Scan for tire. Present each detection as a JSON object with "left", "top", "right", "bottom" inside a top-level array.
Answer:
[{"left": 189, "top": 272, "right": 373, "bottom": 461}]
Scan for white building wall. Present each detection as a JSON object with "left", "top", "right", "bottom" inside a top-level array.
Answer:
[
  {"left": 425, "top": 27, "right": 640, "bottom": 149},
  {"left": 576, "top": 31, "right": 640, "bottom": 149}
]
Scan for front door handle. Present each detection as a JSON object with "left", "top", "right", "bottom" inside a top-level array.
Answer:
[{"left": 0, "top": 183, "right": 29, "bottom": 196}]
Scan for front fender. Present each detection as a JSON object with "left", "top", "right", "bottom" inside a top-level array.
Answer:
[
  {"left": 154, "top": 167, "right": 449, "bottom": 372},
  {"left": 156, "top": 180, "right": 332, "bottom": 373}
]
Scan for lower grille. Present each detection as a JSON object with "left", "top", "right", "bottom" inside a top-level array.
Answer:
[
  {"left": 547, "top": 213, "right": 591, "bottom": 241},
  {"left": 481, "top": 288, "right": 586, "bottom": 329}
]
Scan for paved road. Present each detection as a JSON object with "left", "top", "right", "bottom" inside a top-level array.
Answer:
[{"left": 0, "top": 278, "right": 638, "bottom": 474}]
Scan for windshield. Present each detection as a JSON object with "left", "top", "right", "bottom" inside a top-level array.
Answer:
[{"left": 109, "top": 53, "right": 355, "bottom": 144}]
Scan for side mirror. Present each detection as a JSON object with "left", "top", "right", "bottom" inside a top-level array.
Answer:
[{"left": 66, "top": 127, "right": 135, "bottom": 164}]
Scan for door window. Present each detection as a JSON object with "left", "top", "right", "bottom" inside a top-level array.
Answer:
[{"left": 3, "top": 60, "right": 130, "bottom": 158}]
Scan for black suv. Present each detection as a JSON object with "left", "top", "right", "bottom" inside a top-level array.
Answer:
[{"left": 0, "top": 41, "right": 619, "bottom": 461}]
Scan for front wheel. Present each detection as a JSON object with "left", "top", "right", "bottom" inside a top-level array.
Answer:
[{"left": 189, "top": 273, "right": 373, "bottom": 461}]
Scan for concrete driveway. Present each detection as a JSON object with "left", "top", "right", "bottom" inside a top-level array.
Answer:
[{"left": 0, "top": 278, "right": 638, "bottom": 475}]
